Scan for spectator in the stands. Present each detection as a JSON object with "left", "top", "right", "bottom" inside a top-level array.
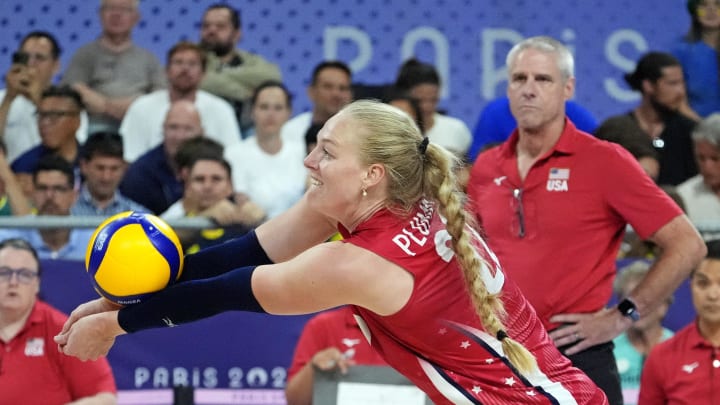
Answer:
[
  {"left": 162, "top": 154, "right": 265, "bottom": 253},
  {"left": 225, "top": 81, "right": 306, "bottom": 219},
  {"left": 595, "top": 117, "right": 661, "bottom": 182},
  {"left": 120, "top": 41, "right": 241, "bottom": 162},
  {"left": 386, "top": 90, "right": 425, "bottom": 133},
  {"left": 0, "top": 155, "right": 92, "bottom": 260},
  {"left": 11, "top": 86, "right": 84, "bottom": 197},
  {"left": 0, "top": 31, "right": 89, "bottom": 162},
  {"left": 71, "top": 131, "right": 148, "bottom": 216},
  {"left": 198, "top": 3, "right": 282, "bottom": 132},
  {"left": 281, "top": 61, "right": 352, "bottom": 150},
  {"left": 595, "top": 51, "right": 698, "bottom": 186},
  {"left": 672, "top": 0, "right": 720, "bottom": 119},
  {"left": 0, "top": 140, "right": 31, "bottom": 216},
  {"left": 612, "top": 260, "right": 674, "bottom": 405},
  {"left": 61, "top": 0, "right": 166, "bottom": 133},
  {"left": 395, "top": 58, "right": 472, "bottom": 158},
  {"left": 119, "top": 100, "right": 203, "bottom": 215},
  {"left": 677, "top": 112, "right": 720, "bottom": 239}
]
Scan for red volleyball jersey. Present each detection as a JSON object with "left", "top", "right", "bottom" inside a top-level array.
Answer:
[{"left": 340, "top": 199, "right": 607, "bottom": 404}]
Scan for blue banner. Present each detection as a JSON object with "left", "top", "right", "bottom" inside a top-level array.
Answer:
[{"left": 40, "top": 260, "right": 311, "bottom": 394}]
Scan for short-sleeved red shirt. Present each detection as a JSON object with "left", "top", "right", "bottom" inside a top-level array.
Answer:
[
  {"left": 639, "top": 321, "right": 720, "bottom": 405},
  {"left": 0, "top": 300, "right": 116, "bottom": 404},
  {"left": 467, "top": 119, "right": 682, "bottom": 330},
  {"left": 287, "top": 306, "right": 386, "bottom": 379}
]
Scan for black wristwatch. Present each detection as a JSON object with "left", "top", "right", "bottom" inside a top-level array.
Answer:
[{"left": 617, "top": 298, "right": 640, "bottom": 322}]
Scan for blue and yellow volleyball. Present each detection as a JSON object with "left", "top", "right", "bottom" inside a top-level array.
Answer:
[{"left": 85, "top": 211, "right": 184, "bottom": 305}]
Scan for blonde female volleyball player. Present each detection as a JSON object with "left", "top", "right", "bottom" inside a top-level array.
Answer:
[{"left": 57, "top": 100, "right": 607, "bottom": 404}]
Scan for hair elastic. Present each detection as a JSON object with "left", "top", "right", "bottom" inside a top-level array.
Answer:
[
  {"left": 496, "top": 330, "right": 509, "bottom": 341},
  {"left": 418, "top": 137, "right": 429, "bottom": 154}
]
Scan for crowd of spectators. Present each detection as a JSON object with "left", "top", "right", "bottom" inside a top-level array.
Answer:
[{"left": 1, "top": 1, "right": 719, "bottom": 404}]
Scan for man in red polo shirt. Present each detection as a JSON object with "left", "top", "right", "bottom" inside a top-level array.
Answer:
[
  {"left": 466, "top": 36, "right": 706, "bottom": 405},
  {"left": 639, "top": 240, "right": 720, "bottom": 404},
  {"left": 0, "top": 238, "right": 116, "bottom": 404},
  {"left": 284, "top": 306, "right": 387, "bottom": 405}
]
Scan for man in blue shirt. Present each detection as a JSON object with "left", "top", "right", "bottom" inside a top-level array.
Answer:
[
  {"left": 71, "top": 131, "right": 147, "bottom": 216},
  {"left": 119, "top": 100, "right": 203, "bottom": 215},
  {"left": 0, "top": 155, "right": 92, "bottom": 260}
]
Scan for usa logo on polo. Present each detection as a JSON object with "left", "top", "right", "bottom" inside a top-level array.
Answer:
[{"left": 547, "top": 168, "right": 570, "bottom": 192}]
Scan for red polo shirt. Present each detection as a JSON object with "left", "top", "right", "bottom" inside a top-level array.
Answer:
[
  {"left": 467, "top": 119, "right": 682, "bottom": 330},
  {"left": 0, "top": 300, "right": 116, "bottom": 405},
  {"left": 639, "top": 321, "right": 720, "bottom": 404},
  {"left": 287, "top": 306, "right": 386, "bottom": 379}
]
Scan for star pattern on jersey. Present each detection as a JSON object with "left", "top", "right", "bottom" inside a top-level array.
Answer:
[
  {"left": 504, "top": 376, "right": 516, "bottom": 386},
  {"left": 460, "top": 340, "right": 471, "bottom": 349},
  {"left": 484, "top": 358, "right": 494, "bottom": 364},
  {"left": 526, "top": 390, "right": 536, "bottom": 396},
  {"left": 438, "top": 327, "right": 447, "bottom": 335},
  {"left": 471, "top": 385, "right": 482, "bottom": 395}
]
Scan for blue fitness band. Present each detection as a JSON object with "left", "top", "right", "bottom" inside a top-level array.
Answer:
[
  {"left": 179, "top": 230, "right": 272, "bottom": 282},
  {"left": 118, "top": 265, "right": 265, "bottom": 333}
]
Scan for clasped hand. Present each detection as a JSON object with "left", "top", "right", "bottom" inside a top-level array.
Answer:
[{"left": 54, "top": 298, "right": 125, "bottom": 361}]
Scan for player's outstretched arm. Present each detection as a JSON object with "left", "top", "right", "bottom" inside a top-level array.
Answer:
[
  {"left": 179, "top": 194, "right": 337, "bottom": 282},
  {"left": 254, "top": 194, "right": 337, "bottom": 263}
]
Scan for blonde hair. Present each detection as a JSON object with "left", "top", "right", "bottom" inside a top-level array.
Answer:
[{"left": 340, "top": 100, "right": 537, "bottom": 373}]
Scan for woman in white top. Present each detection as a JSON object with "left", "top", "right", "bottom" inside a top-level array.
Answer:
[
  {"left": 225, "top": 81, "right": 307, "bottom": 219},
  {"left": 395, "top": 59, "right": 472, "bottom": 158}
]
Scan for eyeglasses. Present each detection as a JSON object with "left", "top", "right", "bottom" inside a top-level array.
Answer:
[
  {"left": 14, "top": 52, "right": 52, "bottom": 64},
  {"left": 34, "top": 184, "right": 73, "bottom": 195},
  {"left": 0, "top": 267, "right": 38, "bottom": 284},
  {"left": 510, "top": 188, "right": 526, "bottom": 238},
  {"left": 35, "top": 110, "right": 80, "bottom": 123}
]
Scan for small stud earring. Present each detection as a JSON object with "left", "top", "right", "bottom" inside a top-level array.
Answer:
[{"left": 362, "top": 188, "right": 367, "bottom": 197}]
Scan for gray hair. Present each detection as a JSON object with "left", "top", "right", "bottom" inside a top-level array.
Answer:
[
  {"left": 614, "top": 260, "right": 673, "bottom": 304},
  {"left": 100, "top": 0, "right": 139, "bottom": 10},
  {"left": 692, "top": 113, "right": 720, "bottom": 146},
  {"left": 506, "top": 36, "right": 575, "bottom": 81}
]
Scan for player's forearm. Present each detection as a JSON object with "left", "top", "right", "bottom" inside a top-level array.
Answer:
[
  {"left": 118, "top": 266, "right": 265, "bottom": 332},
  {"left": 179, "top": 230, "right": 272, "bottom": 282},
  {"left": 633, "top": 215, "right": 706, "bottom": 315}
]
